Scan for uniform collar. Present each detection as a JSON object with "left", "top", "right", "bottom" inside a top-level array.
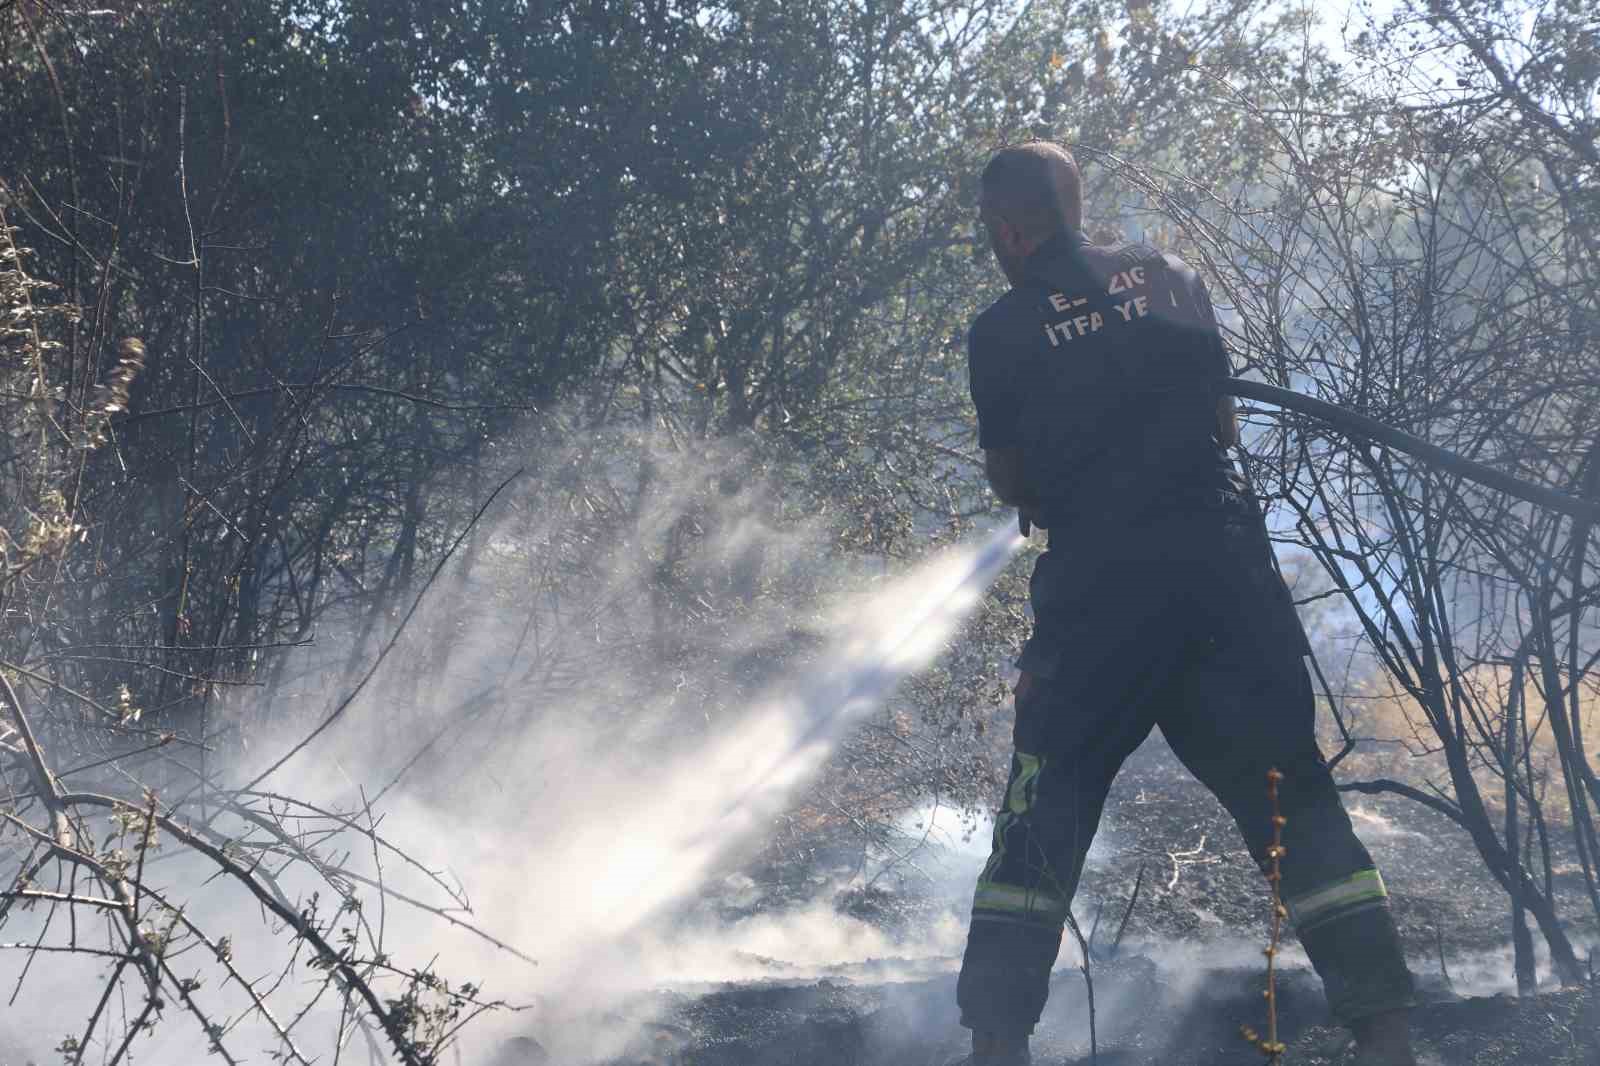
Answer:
[{"left": 1020, "top": 228, "right": 1092, "bottom": 285}]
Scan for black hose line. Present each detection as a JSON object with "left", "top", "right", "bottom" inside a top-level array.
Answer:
[{"left": 1225, "top": 378, "right": 1600, "bottom": 525}]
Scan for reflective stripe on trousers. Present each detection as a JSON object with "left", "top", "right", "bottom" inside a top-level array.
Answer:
[{"left": 1287, "top": 867, "right": 1389, "bottom": 933}]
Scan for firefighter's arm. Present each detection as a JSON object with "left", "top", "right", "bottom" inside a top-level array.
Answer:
[
  {"left": 984, "top": 448, "right": 1027, "bottom": 506},
  {"left": 969, "top": 310, "right": 1044, "bottom": 530},
  {"left": 985, "top": 448, "right": 1045, "bottom": 531}
]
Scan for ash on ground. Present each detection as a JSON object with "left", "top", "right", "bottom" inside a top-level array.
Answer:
[{"left": 498, "top": 733, "right": 1600, "bottom": 1066}]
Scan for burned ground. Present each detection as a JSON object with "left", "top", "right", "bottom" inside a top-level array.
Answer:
[
  {"left": 506, "top": 733, "right": 1600, "bottom": 1066},
  {"left": 566, "top": 962, "right": 1596, "bottom": 1066}
]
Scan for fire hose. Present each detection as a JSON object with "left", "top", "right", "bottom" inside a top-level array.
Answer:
[
  {"left": 1224, "top": 379, "right": 1600, "bottom": 525},
  {"left": 1015, "top": 380, "right": 1599, "bottom": 536}
]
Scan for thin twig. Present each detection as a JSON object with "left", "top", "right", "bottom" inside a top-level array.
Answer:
[
  {"left": 1435, "top": 923, "right": 1454, "bottom": 995},
  {"left": 0, "top": 669, "right": 74, "bottom": 848},
  {"left": 241, "top": 468, "right": 523, "bottom": 791},
  {"left": 1062, "top": 910, "right": 1097, "bottom": 1065},
  {"left": 52, "top": 791, "right": 429, "bottom": 1066},
  {"left": 1108, "top": 861, "right": 1146, "bottom": 958},
  {"left": 1241, "top": 768, "right": 1287, "bottom": 1062}
]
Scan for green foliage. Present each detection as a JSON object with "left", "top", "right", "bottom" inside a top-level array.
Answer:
[
  {"left": 5, "top": 0, "right": 1598, "bottom": 1048},
  {"left": 0, "top": 0, "right": 1304, "bottom": 746}
]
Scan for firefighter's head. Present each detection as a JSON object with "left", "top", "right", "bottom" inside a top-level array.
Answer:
[{"left": 978, "top": 141, "right": 1082, "bottom": 286}]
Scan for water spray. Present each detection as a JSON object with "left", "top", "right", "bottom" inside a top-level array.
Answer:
[
  {"left": 616, "top": 520, "right": 1026, "bottom": 929},
  {"left": 519, "top": 383, "right": 1590, "bottom": 1060},
  {"left": 517, "top": 521, "right": 1026, "bottom": 1005},
  {"left": 562, "top": 379, "right": 1593, "bottom": 973}
]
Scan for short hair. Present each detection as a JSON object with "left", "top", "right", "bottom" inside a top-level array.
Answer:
[{"left": 980, "top": 141, "right": 1082, "bottom": 236}]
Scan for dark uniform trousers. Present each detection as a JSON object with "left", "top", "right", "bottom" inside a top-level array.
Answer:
[{"left": 956, "top": 506, "right": 1414, "bottom": 1035}]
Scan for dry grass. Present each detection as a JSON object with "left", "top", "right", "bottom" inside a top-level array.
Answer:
[{"left": 1322, "top": 662, "right": 1600, "bottom": 827}]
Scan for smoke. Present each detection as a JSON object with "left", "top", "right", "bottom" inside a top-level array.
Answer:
[
  {"left": 1430, "top": 938, "right": 1600, "bottom": 999},
  {"left": 1346, "top": 804, "right": 1429, "bottom": 842},
  {"left": 424, "top": 518, "right": 1022, "bottom": 1060},
  {"left": 386, "top": 516, "right": 1023, "bottom": 1059},
  {"left": 18, "top": 423, "right": 1570, "bottom": 1066},
  {"left": 0, "top": 429, "right": 1024, "bottom": 1065}
]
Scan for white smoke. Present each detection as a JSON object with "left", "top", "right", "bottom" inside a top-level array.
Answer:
[
  {"left": 426, "top": 521, "right": 1023, "bottom": 1060},
  {"left": 0, "top": 449, "right": 1022, "bottom": 1066}
]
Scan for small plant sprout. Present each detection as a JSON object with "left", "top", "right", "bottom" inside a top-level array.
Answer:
[{"left": 1241, "top": 767, "right": 1288, "bottom": 1062}]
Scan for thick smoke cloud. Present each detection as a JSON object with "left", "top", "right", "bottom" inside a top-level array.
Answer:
[{"left": 1, "top": 432, "right": 1020, "bottom": 1064}]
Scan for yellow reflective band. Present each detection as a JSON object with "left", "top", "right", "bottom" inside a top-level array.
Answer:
[
  {"left": 1006, "top": 752, "right": 1044, "bottom": 815},
  {"left": 973, "top": 882, "right": 1070, "bottom": 923},
  {"left": 1287, "top": 868, "right": 1388, "bottom": 930},
  {"left": 975, "top": 753, "right": 1043, "bottom": 887}
]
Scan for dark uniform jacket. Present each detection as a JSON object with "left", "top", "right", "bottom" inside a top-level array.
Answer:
[
  {"left": 968, "top": 230, "right": 1306, "bottom": 678},
  {"left": 969, "top": 229, "right": 1244, "bottom": 536}
]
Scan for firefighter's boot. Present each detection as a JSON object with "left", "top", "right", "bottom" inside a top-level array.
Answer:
[
  {"left": 1351, "top": 1008, "right": 1417, "bottom": 1066},
  {"left": 964, "top": 1030, "right": 1030, "bottom": 1066}
]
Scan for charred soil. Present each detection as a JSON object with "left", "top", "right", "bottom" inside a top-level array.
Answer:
[{"left": 513, "top": 735, "right": 1600, "bottom": 1065}]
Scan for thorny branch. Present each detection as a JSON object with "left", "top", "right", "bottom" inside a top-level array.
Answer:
[
  {"left": 1, "top": 207, "right": 525, "bottom": 1058},
  {"left": 2, "top": 677, "right": 522, "bottom": 1064}
]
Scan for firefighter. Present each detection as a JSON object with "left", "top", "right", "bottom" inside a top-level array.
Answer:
[{"left": 955, "top": 141, "right": 1417, "bottom": 1066}]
